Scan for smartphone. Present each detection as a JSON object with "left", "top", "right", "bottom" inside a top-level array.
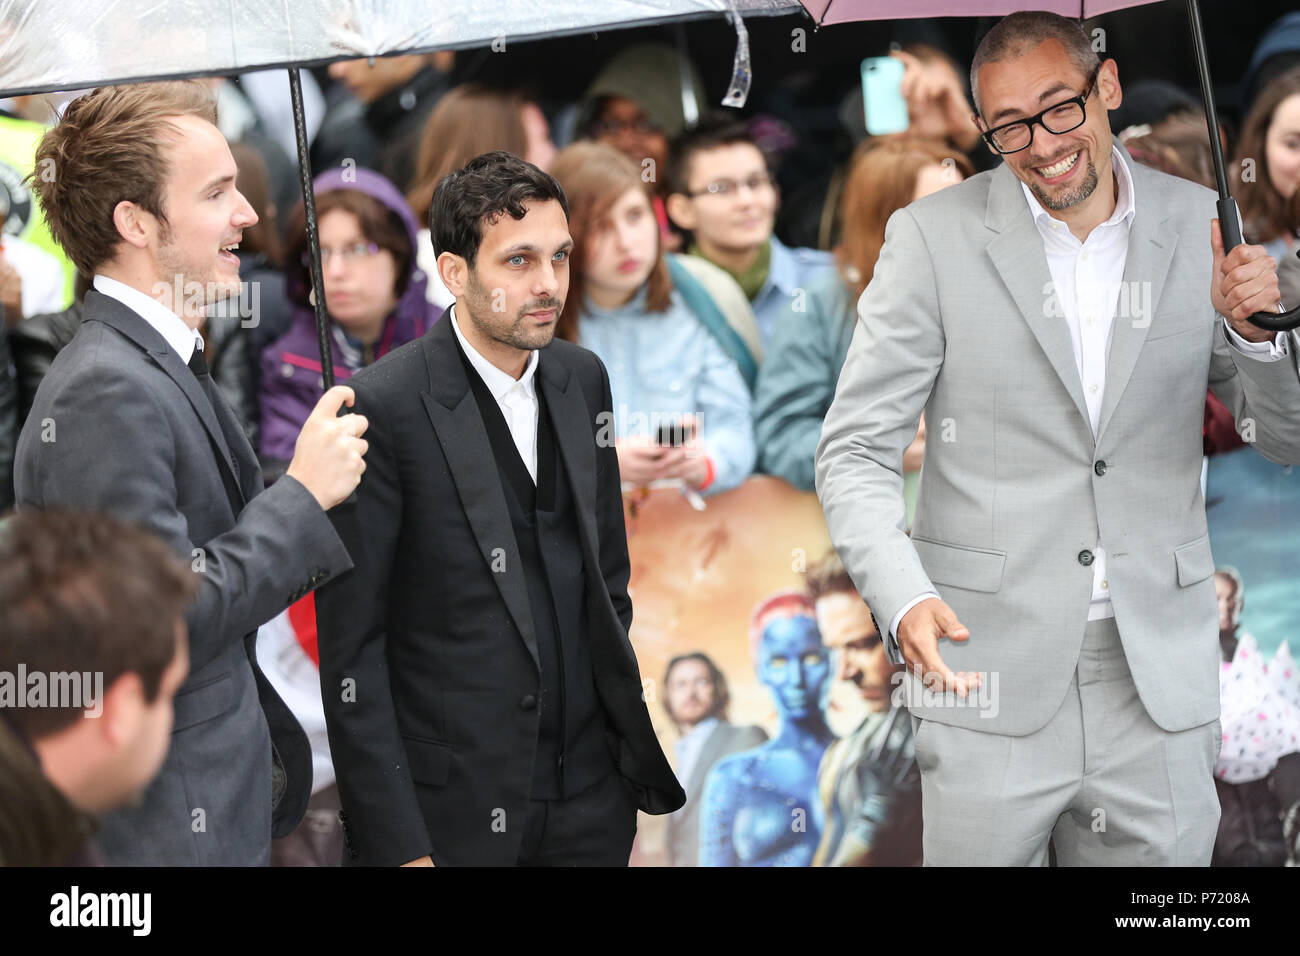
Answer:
[
  {"left": 861, "top": 55, "right": 909, "bottom": 136},
  {"left": 656, "top": 421, "right": 695, "bottom": 447}
]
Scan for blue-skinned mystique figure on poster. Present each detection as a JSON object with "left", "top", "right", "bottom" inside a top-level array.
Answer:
[{"left": 698, "top": 590, "right": 836, "bottom": 866}]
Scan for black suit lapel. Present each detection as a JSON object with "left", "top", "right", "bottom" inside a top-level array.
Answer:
[
  {"left": 419, "top": 313, "right": 540, "bottom": 672},
  {"left": 88, "top": 291, "right": 245, "bottom": 498}
]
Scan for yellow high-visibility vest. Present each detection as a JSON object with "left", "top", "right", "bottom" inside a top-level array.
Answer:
[{"left": 0, "top": 113, "right": 75, "bottom": 309}]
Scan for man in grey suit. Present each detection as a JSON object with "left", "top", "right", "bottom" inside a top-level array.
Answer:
[
  {"left": 816, "top": 12, "right": 1300, "bottom": 866},
  {"left": 14, "top": 82, "right": 367, "bottom": 864},
  {"left": 660, "top": 653, "right": 766, "bottom": 866}
]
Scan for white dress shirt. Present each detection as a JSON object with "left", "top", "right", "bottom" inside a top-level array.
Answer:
[
  {"left": 889, "top": 146, "right": 1290, "bottom": 639},
  {"left": 93, "top": 273, "right": 205, "bottom": 363},
  {"left": 450, "top": 305, "right": 540, "bottom": 483}
]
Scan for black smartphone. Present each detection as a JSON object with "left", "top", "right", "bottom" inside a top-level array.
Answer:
[{"left": 656, "top": 421, "right": 695, "bottom": 447}]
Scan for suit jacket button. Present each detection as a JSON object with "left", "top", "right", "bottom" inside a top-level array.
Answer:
[
  {"left": 1094, "top": 460, "right": 1107, "bottom": 476},
  {"left": 1078, "top": 549, "right": 1094, "bottom": 566},
  {"left": 520, "top": 695, "right": 537, "bottom": 710}
]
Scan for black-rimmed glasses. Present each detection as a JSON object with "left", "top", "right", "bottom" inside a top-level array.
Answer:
[{"left": 979, "top": 67, "right": 1100, "bottom": 155}]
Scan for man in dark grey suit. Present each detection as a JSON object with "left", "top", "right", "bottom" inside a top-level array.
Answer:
[
  {"left": 661, "top": 652, "right": 766, "bottom": 867},
  {"left": 13, "top": 82, "right": 368, "bottom": 865}
]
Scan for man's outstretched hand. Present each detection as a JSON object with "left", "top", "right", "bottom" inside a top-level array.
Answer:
[{"left": 896, "top": 597, "right": 981, "bottom": 698}]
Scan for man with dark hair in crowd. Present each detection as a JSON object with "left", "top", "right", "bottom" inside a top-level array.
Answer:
[
  {"left": 317, "top": 150, "right": 683, "bottom": 867},
  {"left": 15, "top": 81, "right": 367, "bottom": 865},
  {"left": 0, "top": 510, "right": 193, "bottom": 865},
  {"left": 666, "top": 116, "right": 833, "bottom": 349},
  {"left": 806, "top": 551, "right": 921, "bottom": 866},
  {"left": 660, "top": 652, "right": 766, "bottom": 867}
]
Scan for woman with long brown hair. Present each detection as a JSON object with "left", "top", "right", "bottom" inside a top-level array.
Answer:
[
  {"left": 550, "top": 141, "right": 756, "bottom": 499},
  {"left": 406, "top": 84, "right": 557, "bottom": 310},
  {"left": 1231, "top": 66, "right": 1300, "bottom": 260},
  {"left": 753, "top": 138, "right": 972, "bottom": 510}
]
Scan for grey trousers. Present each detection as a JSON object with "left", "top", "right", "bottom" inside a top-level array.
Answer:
[{"left": 911, "top": 616, "right": 1222, "bottom": 866}]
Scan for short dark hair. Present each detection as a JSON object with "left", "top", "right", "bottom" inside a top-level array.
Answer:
[
  {"left": 665, "top": 115, "right": 765, "bottom": 197},
  {"left": 429, "top": 150, "right": 568, "bottom": 267},
  {"left": 970, "top": 12, "right": 1100, "bottom": 116},
  {"left": 662, "top": 652, "right": 730, "bottom": 727},
  {"left": 0, "top": 511, "right": 194, "bottom": 738}
]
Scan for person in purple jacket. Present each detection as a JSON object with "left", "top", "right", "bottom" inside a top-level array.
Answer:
[{"left": 260, "top": 166, "right": 438, "bottom": 476}]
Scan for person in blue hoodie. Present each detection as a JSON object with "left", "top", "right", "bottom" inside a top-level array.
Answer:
[{"left": 259, "top": 167, "right": 438, "bottom": 477}]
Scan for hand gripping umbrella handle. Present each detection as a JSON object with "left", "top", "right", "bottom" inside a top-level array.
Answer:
[{"left": 1216, "top": 196, "right": 1300, "bottom": 332}]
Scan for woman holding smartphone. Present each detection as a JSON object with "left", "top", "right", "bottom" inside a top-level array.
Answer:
[{"left": 550, "top": 141, "right": 756, "bottom": 498}]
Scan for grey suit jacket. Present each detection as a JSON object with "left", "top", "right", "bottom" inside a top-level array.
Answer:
[
  {"left": 1279, "top": 245, "right": 1300, "bottom": 309},
  {"left": 816, "top": 150, "right": 1300, "bottom": 736},
  {"left": 665, "top": 721, "right": 766, "bottom": 866},
  {"left": 14, "top": 290, "right": 351, "bottom": 864}
]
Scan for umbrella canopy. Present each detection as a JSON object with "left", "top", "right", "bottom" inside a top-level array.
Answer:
[
  {"left": 0, "top": 0, "right": 800, "bottom": 97},
  {"left": 803, "top": 0, "right": 1151, "bottom": 22},
  {"left": 0, "top": 0, "right": 803, "bottom": 388},
  {"left": 798, "top": 0, "right": 1300, "bottom": 330}
]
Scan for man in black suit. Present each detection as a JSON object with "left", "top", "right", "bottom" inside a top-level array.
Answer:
[
  {"left": 316, "top": 151, "right": 684, "bottom": 866},
  {"left": 14, "top": 82, "right": 368, "bottom": 865}
]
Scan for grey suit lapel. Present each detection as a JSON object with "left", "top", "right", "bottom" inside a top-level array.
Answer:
[
  {"left": 420, "top": 316, "right": 540, "bottom": 672},
  {"left": 88, "top": 291, "right": 243, "bottom": 491},
  {"left": 1097, "top": 160, "right": 1178, "bottom": 443},
  {"left": 985, "top": 165, "right": 1093, "bottom": 433}
]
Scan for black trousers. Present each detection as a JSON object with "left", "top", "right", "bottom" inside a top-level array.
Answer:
[{"left": 517, "top": 768, "right": 638, "bottom": 866}]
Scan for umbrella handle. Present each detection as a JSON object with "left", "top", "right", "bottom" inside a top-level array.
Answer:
[
  {"left": 1216, "top": 197, "right": 1300, "bottom": 332},
  {"left": 1186, "top": 0, "right": 1300, "bottom": 331}
]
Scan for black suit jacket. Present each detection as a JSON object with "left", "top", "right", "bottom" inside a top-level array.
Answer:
[
  {"left": 316, "top": 309, "right": 685, "bottom": 866},
  {"left": 14, "top": 290, "right": 350, "bottom": 864}
]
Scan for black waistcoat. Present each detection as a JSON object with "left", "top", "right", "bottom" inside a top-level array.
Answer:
[{"left": 456, "top": 340, "right": 614, "bottom": 799}]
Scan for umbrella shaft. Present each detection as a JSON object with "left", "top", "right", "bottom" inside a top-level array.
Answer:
[
  {"left": 289, "top": 68, "right": 335, "bottom": 393},
  {"left": 1184, "top": 0, "right": 1231, "bottom": 203}
]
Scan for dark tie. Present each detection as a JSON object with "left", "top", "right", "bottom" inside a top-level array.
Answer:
[
  {"left": 186, "top": 344, "right": 244, "bottom": 503},
  {"left": 188, "top": 346, "right": 210, "bottom": 379}
]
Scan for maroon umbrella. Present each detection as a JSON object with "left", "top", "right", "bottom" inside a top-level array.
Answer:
[{"left": 800, "top": 0, "right": 1300, "bottom": 330}]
